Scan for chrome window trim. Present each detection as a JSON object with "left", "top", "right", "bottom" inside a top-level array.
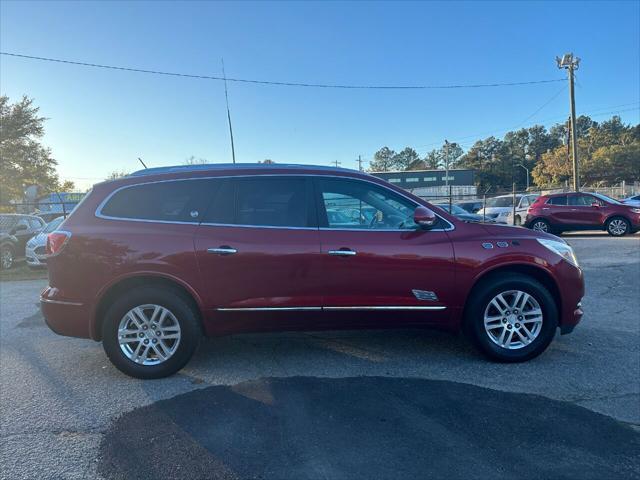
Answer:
[
  {"left": 94, "top": 174, "right": 455, "bottom": 232},
  {"left": 215, "top": 305, "right": 446, "bottom": 312}
]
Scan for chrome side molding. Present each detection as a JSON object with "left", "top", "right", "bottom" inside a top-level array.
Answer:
[
  {"left": 207, "top": 247, "right": 238, "bottom": 255},
  {"left": 215, "top": 305, "right": 446, "bottom": 312},
  {"left": 328, "top": 250, "right": 357, "bottom": 256}
]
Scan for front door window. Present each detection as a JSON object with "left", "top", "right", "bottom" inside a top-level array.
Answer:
[{"left": 317, "top": 178, "right": 418, "bottom": 230}]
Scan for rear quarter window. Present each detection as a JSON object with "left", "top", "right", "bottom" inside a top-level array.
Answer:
[{"left": 99, "top": 179, "right": 212, "bottom": 222}]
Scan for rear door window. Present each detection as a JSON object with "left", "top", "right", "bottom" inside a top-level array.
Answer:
[
  {"left": 546, "top": 196, "right": 567, "bottom": 206},
  {"left": 234, "top": 177, "right": 313, "bottom": 228},
  {"left": 569, "top": 195, "right": 598, "bottom": 206},
  {"left": 100, "top": 179, "right": 213, "bottom": 222}
]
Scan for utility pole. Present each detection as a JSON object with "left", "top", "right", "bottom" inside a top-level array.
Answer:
[
  {"left": 221, "top": 58, "right": 236, "bottom": 164},
  {"left": 556, "top": 53, "right": 581, "bottom": 191},
  {"left": 332, "top": 160, "right": 341, "bottom": 167},
  {"left": 357, "top": 155, "right": 363, "bottom": 171}
]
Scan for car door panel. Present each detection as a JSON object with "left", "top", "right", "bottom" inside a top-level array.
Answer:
[
  {"left": 194, "top": 225, "right": 323, "bottom": 309},
  {"left": 319, "top": 229, "right": 455, "bottom": 310},
  {"left": 314, "top": 177, "right": 455, "bottom": 321},
  {"left": 193, "top": 176, "right": 323, "bottom": 310}
]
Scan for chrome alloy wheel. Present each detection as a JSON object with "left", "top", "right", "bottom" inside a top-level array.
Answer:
[
  {"left": 483, "top": 290, "right": 543, "bottom": 350},
  {"left": 532, "top": 221, "right": 549, "bottom": 232},
  {"left": 608, "top": 218, "right": 628, "bottom": 236},
  {"left": 118, "top": 304, "right": 181, "bottom": 365}
]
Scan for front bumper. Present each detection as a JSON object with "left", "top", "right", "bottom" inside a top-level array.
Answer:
[
  {"left": 555, "top": 261, "right": 585, "bottom": 335},
  {"left": 40, "top": 286, "right": 93, "bottom": 339}
]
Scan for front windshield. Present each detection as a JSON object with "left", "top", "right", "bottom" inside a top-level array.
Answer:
[
  {"left": 486, "top": 196, "right": 514, "bottom": 208},
  {"left": 44, "top": 217, "right": 64, "bottom": 233},
  {"left": 591, "top": 192, "right": 622, "bottom": 205}
]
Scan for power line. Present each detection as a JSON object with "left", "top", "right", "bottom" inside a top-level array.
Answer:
[{"left": 0, "top": 51, "right": 566, "bottom": 90}]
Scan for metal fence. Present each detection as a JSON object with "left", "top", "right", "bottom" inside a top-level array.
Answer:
[{"left": 0, "top": 201, "right": 72, "bottom": 219}]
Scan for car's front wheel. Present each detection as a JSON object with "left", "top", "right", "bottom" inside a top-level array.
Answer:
[
  {"left": 606, "top": 216, "right": 630, "bottom": 237},
  {"left": 0, "top": 245, "right": 14, "bottom": 270},
  {"left": 465, "top": 273, "right": 558, "bottom": 362},
  {"left": 102, "top": 286, "right": 201, "bottom": 379}
]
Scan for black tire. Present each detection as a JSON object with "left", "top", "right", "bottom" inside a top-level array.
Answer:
[
  {"left": 605, "top": 216, "right": 630, "bottom": 237},
  {"left": 529, "top": 218, "right": 552, "bottom": 234},
  {"left": 0, "top": 245, "right": 14, "bottom": 270},
  {"left": 102, "top": 286, "right": 201, "bottom": 379},
  {"left": 464, "top": 273, "right": 558, "bottom": 362}
]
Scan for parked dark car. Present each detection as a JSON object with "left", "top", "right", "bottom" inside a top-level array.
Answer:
[
  {"left": 456, "top": 200, "right": 484, "bottom": 214},
  {"left": 42, "top": 164, "right": 584, "bottom": 378},
  {"left": 0, "top": 214, "right": 46, "bottom": 269},
  {"left": 434, "top": 203, "right": 493, "bottom": 223},
  {"left": 525, "top": 192, "right": 640, "bottom": 236}
]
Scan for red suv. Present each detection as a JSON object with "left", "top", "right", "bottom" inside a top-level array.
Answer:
[
  {"left": 525, "top": 192, "right": 640, "bottom": 236},
  {"left": 41, "top": 164, "right": 585, "bottom": 378}
]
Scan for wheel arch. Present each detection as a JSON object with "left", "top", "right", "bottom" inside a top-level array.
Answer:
[
  {"left": 527, "top": 217, "right": 551, "bottom": 227},
  {"left": 92, "top": 273, "right": 203, "bottom": 341},
  {"left": 604, "top": 214, "right": 632, "bottom": 225},
  {"left": 463, "top": 263, "right": 562, "bottom": 327}
]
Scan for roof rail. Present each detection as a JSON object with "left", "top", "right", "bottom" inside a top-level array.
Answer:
[{"left": 129, "top": 163, "right": 359, "bottom": 177}]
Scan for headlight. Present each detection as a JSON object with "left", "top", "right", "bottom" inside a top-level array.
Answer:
[
  {"left": 630, "top": 208, "right": 640, "bottom": 214},
  {"left": 537, "top": 238, "right": 579, "bottom": 267}
]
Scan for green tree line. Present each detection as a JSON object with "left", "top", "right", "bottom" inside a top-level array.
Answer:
[
  {"left": 369, "top": 115, "right": 639, "bottom": 190},
  {"left": 1, "top": 95, "right": 75, "bottom": 208}
]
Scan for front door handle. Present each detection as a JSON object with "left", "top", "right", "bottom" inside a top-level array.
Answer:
[
  {"left": 328, "top": 249, "right": 357, "bottom": 257},
  {"left": 207, "top": 246, "right": 237, "bottom": 255}
]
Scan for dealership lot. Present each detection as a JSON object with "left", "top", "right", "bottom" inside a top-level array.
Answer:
[{"left": 1, "top": 233, "right": 639, "bottom": 479}]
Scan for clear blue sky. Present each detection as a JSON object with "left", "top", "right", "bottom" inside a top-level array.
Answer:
[{"left": 1, "top": 0, "right": 639, "bottom": 190}]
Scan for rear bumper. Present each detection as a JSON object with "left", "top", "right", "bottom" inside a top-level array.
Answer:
[{"left": 40, "top": 286, "right": 93, "bottom": 339}]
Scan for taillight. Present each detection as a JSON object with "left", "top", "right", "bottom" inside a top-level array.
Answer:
[{"left": 46, "top": 231, "right": 71, "bottom": 256}]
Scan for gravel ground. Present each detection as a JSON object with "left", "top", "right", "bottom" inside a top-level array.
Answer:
[{"left": 1, "top": 233, "right": 638, "bottom": 479}]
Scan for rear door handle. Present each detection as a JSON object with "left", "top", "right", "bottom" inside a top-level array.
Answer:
[
  {"left": 207, "top": 246, "right": 237, "bottom": 255},
  {"left": 328, "top": 249, "right": 357, "bottom": 257}
]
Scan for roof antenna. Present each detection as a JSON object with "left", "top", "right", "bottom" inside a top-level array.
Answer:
[
  {"left": 221, "top": 58, "right": 236, "bottom": 164},
  {"left": 138, "top": 157, "right": 148, "bottom": 169}
]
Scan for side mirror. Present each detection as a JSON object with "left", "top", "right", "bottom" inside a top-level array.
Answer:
[
  {"left": 10, "top": 224, "right": 28, "bottom": 234},
  {"left": 414, "top": 206, "right": 437, "bottom": 228},
  {"left": 591, "top": 202, "right": 600, "bottom": 208}
]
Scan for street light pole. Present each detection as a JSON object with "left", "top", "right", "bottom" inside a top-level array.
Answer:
[
  {"left": 517, "top": 164, "right": 530, "bottom": 190},
  {"left": 556, "top": 53, "right": 581, "bottom": 192}
]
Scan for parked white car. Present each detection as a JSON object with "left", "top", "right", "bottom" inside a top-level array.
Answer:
[
  {"left": 25, "top": 216, "right": 65, "bottom": 268},
  {"left": 621, "top": 194, "right": 640, "bottom": 207},
  {"left": 476, "top": 194, "right": 539, "bottom": 225}
]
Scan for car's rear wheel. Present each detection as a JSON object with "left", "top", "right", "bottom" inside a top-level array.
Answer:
[
  {"left": 0, "top": 245, "right": 14, "bottom": 270},
  {"left": 464, "top": 273, "right": 558, "bottom": 362},
  {"left": 606, "top": 216, "right": 630, "bottom": 237},
  {"left": 102, "top": 286, "right": 201, "bottom": 379},
  {"left": 530, "top": 218, "right": 551, "bottom": 234}
]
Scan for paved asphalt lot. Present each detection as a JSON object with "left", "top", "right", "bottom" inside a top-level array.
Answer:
[{"left": 1, "top": 233, "right": 639, "bottom": 479}]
